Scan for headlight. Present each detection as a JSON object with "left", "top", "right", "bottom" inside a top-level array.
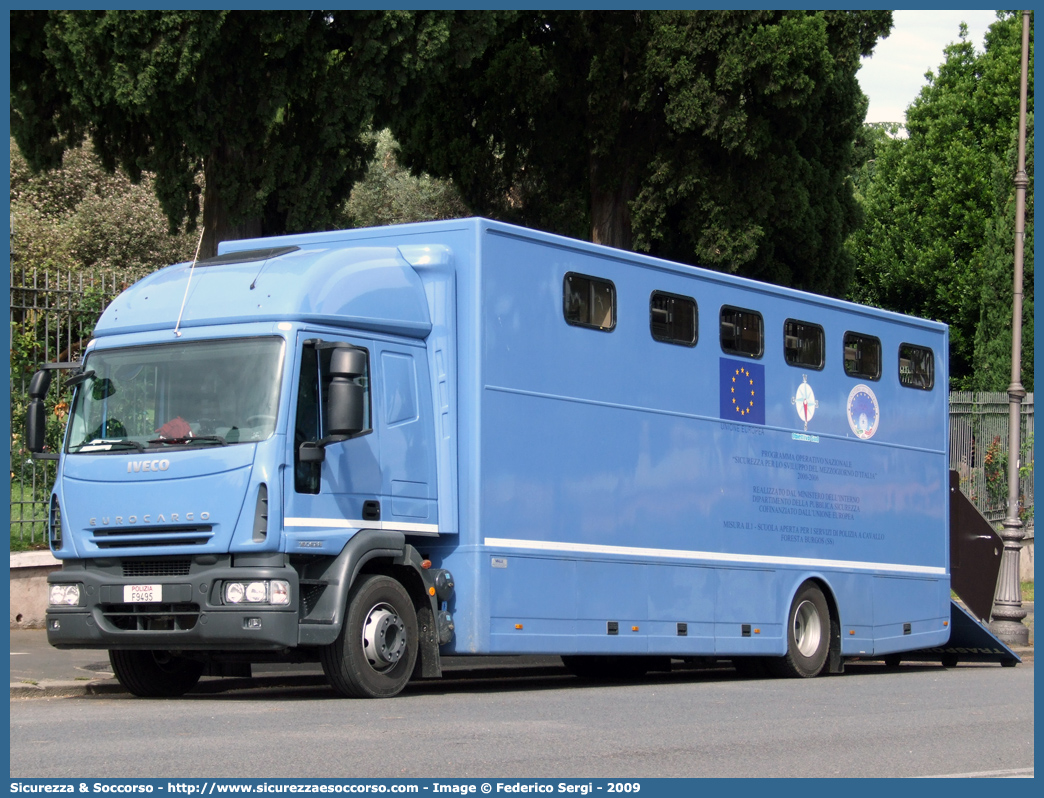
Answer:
[
  {"left": 48, "top": 584, "right": 81, "bottom": 606},
  {"left": 223, "top": 580, "right": 290, "bottom": 606},
  {"left": 225, "top": 582, "right": 245, "bottom": 604}
]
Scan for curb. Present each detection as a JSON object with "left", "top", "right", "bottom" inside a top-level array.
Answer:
[
  {"left": 10, "top": 679, "right": 127, "bottom": 699},
  {"left": 9, "top": 675, "right": 322, "bottom": 699},
  {"left": 10, "top": 551, "right": 61, "bottom": 569},
  {"left": 1006, "top": 647, "right": 1034, "bottom": 664}
]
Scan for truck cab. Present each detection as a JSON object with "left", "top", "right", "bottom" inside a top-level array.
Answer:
[{"left": 31, "top": 235, "right": 458, "bottom": 698}]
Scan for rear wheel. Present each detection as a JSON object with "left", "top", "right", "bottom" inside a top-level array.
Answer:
[
  {"left": 321, "top": 574, "right": 418, "bottom": 698},
  {"left": 769, "top": 582, "right": 831, "bottom": 678},
  {"left": 108, "top": 650, "right": 204, "bottom": 697}
]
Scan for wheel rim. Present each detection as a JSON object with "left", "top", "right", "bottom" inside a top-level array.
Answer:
[
  {"left": 793, "top": 599, "right": 823, "bottom": 658},
  {"left": 361, "top": 602, "right": 406, "bottom": 671}
]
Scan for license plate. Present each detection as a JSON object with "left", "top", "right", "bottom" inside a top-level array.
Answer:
[{"left": 124, "top": 584, "right": 162, "bottom": 603}]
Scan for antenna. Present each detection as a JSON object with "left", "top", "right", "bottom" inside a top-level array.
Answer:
[{"left": 174, "top": 227, "right": 206, "bottom": 338}]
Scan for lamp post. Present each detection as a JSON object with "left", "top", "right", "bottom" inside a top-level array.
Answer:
[{"left": 989, "top": 9, "right": 1031, "bottom": 646}]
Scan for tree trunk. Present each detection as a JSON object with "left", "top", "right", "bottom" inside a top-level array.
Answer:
[
  {"left": 199, "top": 151, "right": 263, "bottom": 259},
  {"left": 589, "top": 153, "right": 637, "bottom": 251}
]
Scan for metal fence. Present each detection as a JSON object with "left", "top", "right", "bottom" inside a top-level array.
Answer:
[
  {"left": 7, "top": 267, "right": 1037, "bottom": 545},
  {"left": 950, "top": 391, "right": 1035, "bottom": 525},
  {"left": 10, "top": 267, "right": 123, "bottom": 547}
]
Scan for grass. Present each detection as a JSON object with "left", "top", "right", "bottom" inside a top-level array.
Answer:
[
  {"left": 10, "top": 481, "right": 50, "bottom": 552},
  {"left": 953, "top": 582, "right": 1034, "bottom": 602}
]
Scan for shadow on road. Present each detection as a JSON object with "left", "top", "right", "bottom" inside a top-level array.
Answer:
[{"left": 73, "top": 655, "right": 1024, "bottom": 703}]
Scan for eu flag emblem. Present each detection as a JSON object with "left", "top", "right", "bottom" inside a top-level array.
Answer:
[{"left": 720, "top": 358, "right": 765, "bottom": 424}]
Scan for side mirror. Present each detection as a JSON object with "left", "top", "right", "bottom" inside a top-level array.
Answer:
[
  {"left": 25, "top": 369, "right": 53, "bottom": 454},
  {"left": 325, "top": 347, "right": 366, "bottom": 438},
  {"left": 26, "top": 401, "right": 48, "bottom": 453},
  {"left": 28, "top": 369, "right": 53, "bottom": 399}
]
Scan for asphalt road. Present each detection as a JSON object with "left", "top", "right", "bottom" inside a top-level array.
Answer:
[{"left": 10, "top": 658, "right": 1033, "bottom": 779}]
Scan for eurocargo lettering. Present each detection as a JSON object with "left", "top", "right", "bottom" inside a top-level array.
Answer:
[{"left": 26, "top": 217, "right": 1018, "bottom": 699}]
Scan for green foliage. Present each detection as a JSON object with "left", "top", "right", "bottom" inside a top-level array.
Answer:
[
  {"left": 9, "top": 321, "right": 62, "bottom": 551},
  {"left": 387, "top": 10, "right": 892, "bottom": 296},
  {"left": 10, "top": 280, "right": 102, "bottom": 461},
  {"left": 10, "top": 138, "right": 198, "bottom": 282},
  {"left": 1021, "top": 434, "right": 1035, "bottom": 524},
  {"left": 972, "top": 114, "right": 1034, "bottom": 392},
  {"left": 10, "top": 481, "right": 49, "bottom": 552},
  {"left": 981, "top": 433, "right": 1034, "bottom": 523},
  {"left": 11, "top": 11, "right": 455, "bottom": 257},
  {"left": 9, "top": 322, "right": 45, "bottom": 451},
  {"left": 849, "top": 122, "right": 903, "bottom": 202},
  {"left": 9, "top": 136, "right": 169, "bottom": 549},
  {"left": 982, "top": 436, "right": 1009, "bottom": 509},
  {"left": 344, "top": 130, "right": 469, "bottom": 228},
  {"left": 849, "top": 12, "right": 1033, "bottom": 389}
]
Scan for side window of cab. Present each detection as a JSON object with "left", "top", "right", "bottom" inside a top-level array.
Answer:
[{"left": 293, "top": 343, "right": 371, "bottom": 494}]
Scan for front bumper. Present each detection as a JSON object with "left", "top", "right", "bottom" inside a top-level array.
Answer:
[{"left": 46, "top": 555, "right": 300, "bottom": 651}]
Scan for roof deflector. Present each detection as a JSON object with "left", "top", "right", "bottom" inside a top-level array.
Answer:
[{"left": 196, "top": 246, "right": 300, "bottom": 267}]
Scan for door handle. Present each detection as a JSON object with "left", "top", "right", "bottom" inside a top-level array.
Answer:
[{"left": 363, "top": 500, "right": 381, "bottom": 522}]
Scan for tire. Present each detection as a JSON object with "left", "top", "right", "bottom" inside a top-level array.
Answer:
[
  {"left": 108, "top": 650, "right": 204, "bottom": 697},
  {"left": 883, "top": 655, "right": 902, "bottom": 669},
  {"left": 321, "top": 574, "right": 418, "bottom": 698},
  {"left": 561, "top": 655, "right": 654, "bottom": 681},
  {"left": 769, "top": 581, "right": 831, "bottom": 678},
  {"left": 940, "top": 654, "right": 959, "bottom": 668}
]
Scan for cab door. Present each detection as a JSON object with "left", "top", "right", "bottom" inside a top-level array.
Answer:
[{"left": 282, "top": 333, "right": 381, "bottom": 553}]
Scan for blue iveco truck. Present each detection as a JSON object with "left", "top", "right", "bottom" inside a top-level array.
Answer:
[{"left": 27, "top": 218, "right": 1017, "bottom": 698}]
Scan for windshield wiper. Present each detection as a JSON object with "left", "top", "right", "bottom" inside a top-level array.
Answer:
[
  {"left": 74, "top": 439, "right": 144, "bottom": 453},
  {"left": 147, "top": 435, "right": 227, "bottom": 447}
]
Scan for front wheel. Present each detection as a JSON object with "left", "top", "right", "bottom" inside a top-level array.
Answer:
[
  {"left": 108, "top": 650, "right": 204, "bottom": 697},
  {"left": 769, "top": 581, "right": 831, "bottom": 678},
  {"left": 321, "top": 574, "right": 418, "bottom": 698}
]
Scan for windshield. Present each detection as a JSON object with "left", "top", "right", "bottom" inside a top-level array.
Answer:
[{"left": 66, "top": 337, "right": 285, "bottom": 453}]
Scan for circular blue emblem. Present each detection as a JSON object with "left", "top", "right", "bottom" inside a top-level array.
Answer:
[{"left": 847, "top": 384, "right": 879, "bottom": 440}]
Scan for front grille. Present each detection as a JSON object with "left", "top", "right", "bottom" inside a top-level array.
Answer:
[
  {"left": 92, "top": 525, "right": 213, "bottom": 548},
  {"left": 100, "top": 603, "right": 200, "bottom": 632},
  {"left": 122, "top": 560, "right": 192, "bottom": 578}
]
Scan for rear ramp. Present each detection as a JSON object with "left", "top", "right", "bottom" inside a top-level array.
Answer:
[
  {"left": 898, "top": 600, "right": 1021, "bottom": 667},
  {"left": 882, "top": 472, "right": 1022, "bottom": 667}
]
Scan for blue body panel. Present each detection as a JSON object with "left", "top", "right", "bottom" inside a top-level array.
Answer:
[
  {"left": 426, "top": 224, "right": 949, "bottom": 657},
  {"left": 54, "top": 218, "right": 951, "bottom": 660}
]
